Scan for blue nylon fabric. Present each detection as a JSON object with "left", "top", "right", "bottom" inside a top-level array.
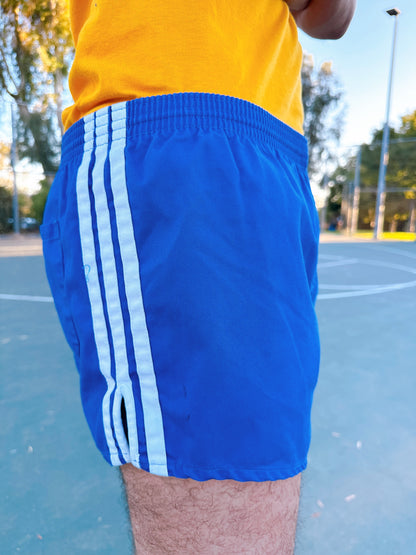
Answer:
[{"left": 41, "top": 93, "right": 320, "bottom": 481}]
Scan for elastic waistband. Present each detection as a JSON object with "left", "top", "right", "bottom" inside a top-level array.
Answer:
[{"left": 61, "top": 93, "right": 308, "bottom": 168}]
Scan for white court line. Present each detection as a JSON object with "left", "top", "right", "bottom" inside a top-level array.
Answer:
[
  {"left": 320, "top": 283, "right": 402, "bottom": 290},
  {"left": 318, "top": 258, "right": 359, "bottom": 269},
  {"left": 365, "top": 259, "right": 416, "bottom": 276},
  {"left": 318, "top": 280, "right": 416, "bottom": 300},
  {"left": 367, "top": 245, "right": 416, "bottom": 261},
  {"left": 0, "top": 293, "right": 53, "bottom": 303},
  {"left": 318, "top": 257, "right": 416, "bottom": 300},
  {"left": 319, "top": 254, "right": 346, "bottom": 260},
  {"left": 2, "top": 254, "right": 415, "bottom": 306}
]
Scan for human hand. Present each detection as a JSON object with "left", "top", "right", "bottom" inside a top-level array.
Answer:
[
  {"left": 291, "top": 0, "right": 356, "bottom": 39},
  {"left": 284, "top": 0, "right": 311, "bottom": 11}
]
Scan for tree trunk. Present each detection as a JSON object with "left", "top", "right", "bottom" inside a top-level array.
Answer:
[
  {"left": 408, "top": 199, "right": 416, "bottom": 233},
  {"left": 54, "top": 70, "right": 65, "bottom": 139},
  {"left": 390, "top": 219, "right": 397, "bottom": 232},
  {"left": 16, "top": 102, "right": 57, "bottom": 176}
]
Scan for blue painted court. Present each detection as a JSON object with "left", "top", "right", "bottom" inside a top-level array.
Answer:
[{"left": 1, "top": 234, "right": 415, "bottom": 554}]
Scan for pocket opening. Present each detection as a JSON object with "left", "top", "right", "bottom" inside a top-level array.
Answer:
[
  {"left": 120, "top": 397, "right": 129, "bottom": 446},
  {"left": 113, "top": 386, "right": 139, "bottom": 464},
  {"left": 41, "top": 220, "right": 80, "bottom": 355}
]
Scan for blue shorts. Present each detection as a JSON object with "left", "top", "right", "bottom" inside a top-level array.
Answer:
[{"left": 41, "top": 93, "right": 320, "bottom": 482}]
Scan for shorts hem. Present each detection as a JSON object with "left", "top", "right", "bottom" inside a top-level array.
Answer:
[{"left": 120, "top": 458, "right": 307, "bottom": 482}]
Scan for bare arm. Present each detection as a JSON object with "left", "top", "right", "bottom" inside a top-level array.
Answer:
[{"left": 285, "top": 0, "right": 357, "bottom": 40}]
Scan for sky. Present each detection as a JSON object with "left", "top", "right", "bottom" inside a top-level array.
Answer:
[{"left": 298, "top": 0, "right": 416, "bottom": 151}]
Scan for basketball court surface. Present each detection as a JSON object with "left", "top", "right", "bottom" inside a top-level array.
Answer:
[{"left": 1, "top": 233, "right": 415, "bottom": 554}]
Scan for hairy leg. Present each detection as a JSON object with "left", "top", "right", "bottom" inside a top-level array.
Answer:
[{"left": 121, "top": 464, "right": 301, "bottom": 554}]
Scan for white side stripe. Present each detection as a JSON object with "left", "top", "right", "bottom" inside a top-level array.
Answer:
[
  {"left": 76, "top": 113, "right": 120, "bottom": 466},
  {"left": 109, "top": 104, "right": 168, "bottom": 476},
  {"left": 90, "top": 109, "right": 132, "bottom": 460}
]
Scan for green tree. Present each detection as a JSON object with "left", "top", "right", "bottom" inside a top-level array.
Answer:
[
  {"left": 301, "top": 53, "right": 344, "bottom": 178},
  {"left": 329, "top": 110, "right": 416, "bottom": 231},
  {"left": 0, "top": 185, "right": 13, "bottom": 232},
  {"left": 0, "top": 140, "right": 36, "bottom": 230},
  {"left": 30, "top": 177, "right": 50, "bottom": 223},
  {"left": 0, "top": 0, "right": 73, "bottom": 176},
  {"left": 0, "top": 141, "right": 13, "bottom": 231}
]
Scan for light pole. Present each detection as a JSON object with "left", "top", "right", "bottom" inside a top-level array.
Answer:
[
  {"left": 10, "top": 103, "right": 20, "bottom": 235},
  {"left": 350, "top": 145, "right": 361, "bottom": 235},
  {"left": 373, "top": 8, "right": 400, "bottom": 240}
]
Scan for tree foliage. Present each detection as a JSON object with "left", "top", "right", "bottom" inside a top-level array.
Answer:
[
  {"left": 30, "top": 178, "right": 50, "bottom": 223},
  {"left": 0, "top": 140, "right": 34, "bottom": 230},
  {"left": 0, "top": 141, "right": 13, "bottom": 231},
  {"left": 0, "top": 185, "right": 13, "bottom": 232},
  {"left": 301, "top": 53, "right": 344, "bottom": 178},
  {"left": 328, "top": 110, "right": 416, "bottom": 231},
  {"left": 0, "top": 0, "right": 73, "bottom": 175}
]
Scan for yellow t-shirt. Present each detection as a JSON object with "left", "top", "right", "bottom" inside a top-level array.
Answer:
[{"left": 63, "top": 1, "right": 304, "bottom": 134}]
